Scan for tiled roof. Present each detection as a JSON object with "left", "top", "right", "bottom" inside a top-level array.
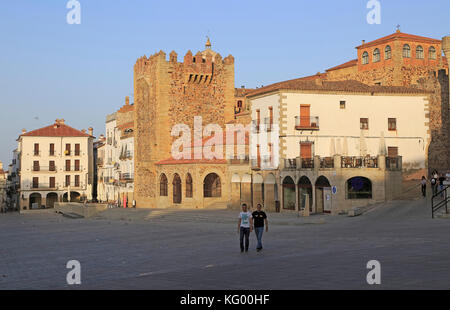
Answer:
[
  {"left": 21, "top": 122, "right": 90, "bottom": 138},
  {"left": 356, "top": 31, "right": 442, "bottom": 49},
  {"left": 117, "top": 104, "right": 134, "bottom": 113},
  {"left": 326, "top": 59, "right": 358, "bottom": 72},
  {"left": 246, "top": 79, "right": 431, "bottom": 98},
  {"left": 235, "top": 88, "right": 255, "bottom": 97},
  {"left": 117, "top": 121, "right": 134, "bottom": 130}
]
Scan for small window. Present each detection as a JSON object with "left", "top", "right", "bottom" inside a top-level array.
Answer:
[
  {"left": 429, "top": 46, "right": 436, "bottom": 59},
  {"left": 416, "top": 46, "right": 424, "bottom": 59},
  {"left": 403, "top": 44, "right": 411, "bottom": 58},
  {"left": 373, "top": 48, "right": 380, "bottom": 62},
  {"left": 385, "top": 45, "right": 392, "bottom": 60},
  {"left": 340, "top": 101, "right": 346, "bottom": 109},
  {"left": 362, "top": 51, "right": 369, "bottom": 65},
  {"left": 374, "top": 82, "right": 382, "bottom": 86},
  {"left": 237, "top": 100, "right": 242, "bottom": 108},
  {"left": 360, "top": 118, "right": 369, "bottom": 130},
  {"left": 388, "top": 118, "right": 397, "bottom": 131}
]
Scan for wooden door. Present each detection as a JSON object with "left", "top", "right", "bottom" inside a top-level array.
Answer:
[
  {"left": 300, "top": 143, "right": 312, "bottom": 159},
  {"left": 300, "top": 105, "right": 310, "bottom": 127}
]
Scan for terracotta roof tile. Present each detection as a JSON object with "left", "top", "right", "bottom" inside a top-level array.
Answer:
[
  {"left": 326, "top": 59, "right": 358, "bottom": 72},
  {"left": 117, "top": 104, "right": 134, "bottom": 113},
  {"left": 246, "top": 78, "right": 431, "bottom": 98},
  {"left": 21, "top": 122, "right": 90, "bottom": 138},
  {"left": 356, "top": 31, "right": 441, "bottom": 49}
]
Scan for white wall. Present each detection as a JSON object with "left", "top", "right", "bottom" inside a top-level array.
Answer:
[{"left": 251, "top": 91, "right": 429, "bottom": 170}]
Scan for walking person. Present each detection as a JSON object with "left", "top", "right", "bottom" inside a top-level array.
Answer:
[
  {"left": 252, "top": 204, "right": 268, "bottom": 252},
  {"left": 421, "top": 176, "right": 427, "bottom": 198},
  {"left": 439, "top": 173, "right": 446, "bottom": 198},
  {"left": 237, "top": 203, "right": 253, "bottom": 253},
  {"left": 431, "top": 171, "right": 438, "bottom": 196}
]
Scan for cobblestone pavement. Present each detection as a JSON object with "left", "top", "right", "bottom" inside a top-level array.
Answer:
[{"left": 1, "top": 197, "right": 450, "bottom": 290}]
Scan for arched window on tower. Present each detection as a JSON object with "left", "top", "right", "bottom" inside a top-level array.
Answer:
[
  {"left": 186, "top": 173, "right": 193, "bottom": 198},
  {"left": 362, "top": 51, "right": 369, "bottom": 65},
  {"left": 429, "top": 46, "right": 437, "bottom": 60},
  {"left": 403, "top": 44, "right": 411, "bottom": 58},
  {"left": 385, "top": 45, "right": 391, "bottom": 60},
  {"left": 416, "top": 46, "right": 424, "bottom": 59},
  {"left": 373, "top": 48, "right": 380, "bottom": 62},
  {"left": 160, "top": 174, "right": 168, "bottom": 196}
]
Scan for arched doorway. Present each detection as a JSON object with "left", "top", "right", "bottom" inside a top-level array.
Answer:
[
  {"left": 173, "top": 174, "right": 182, "bottom": 204},
  {"left": 29, "top": 193, "right": 42, "bottom": 210},
  {"left": 315, "top": 176, "right": 331, "bottom": 213},
  {"left": 298, "top": 176, "right": 313, "bottom": 212},
  {"left": 282, "top": 176, "right": 295, "bottom": 210},
  {"left": 347, "top": 177, "right": 372, "bottom": 199},
  {"left": 203, "top": 173, "right": 221, "bottom": 197},
  {"left": 46, "top": 192, "right": 58, "bottom": 209},
  {"left": 63, "top": 191, "right": 81, "bottom": 202}
]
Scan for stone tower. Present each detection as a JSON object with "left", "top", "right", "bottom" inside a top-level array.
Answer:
[{"left": 133, "top": 40, "right": 236, "bottom": 207}]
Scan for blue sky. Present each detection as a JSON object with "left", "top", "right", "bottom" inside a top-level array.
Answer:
[{"left": 0, "top": 0, "right": 449, "bottom": 165}]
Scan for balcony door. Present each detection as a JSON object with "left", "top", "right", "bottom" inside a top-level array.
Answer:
[
  {"left": 300, "top": 143, "right": 312, "bottom": 159},
  {"left": 300, "top": 105, "right": 310, "bottom": 127}
]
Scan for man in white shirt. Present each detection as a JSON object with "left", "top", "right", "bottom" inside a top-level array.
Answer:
[{"left": 237, "top": 203, "right": 253, "bottom": 253}]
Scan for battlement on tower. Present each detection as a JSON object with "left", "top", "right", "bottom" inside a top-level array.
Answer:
[{"left": 134, "top": 46, "right": 235, "bottom": 84}]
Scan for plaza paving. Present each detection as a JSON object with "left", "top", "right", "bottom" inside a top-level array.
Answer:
[{"left": 0, "top": 196, "right": 450, "bottom": 290}]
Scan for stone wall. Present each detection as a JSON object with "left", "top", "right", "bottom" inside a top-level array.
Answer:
[{"left": 133, "top": 49, "right": 236, "bottom": 208}]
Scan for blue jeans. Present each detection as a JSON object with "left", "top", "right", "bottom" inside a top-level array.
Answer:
[{"left": 255, "top": 227, "right": 264, "bottom": 249}]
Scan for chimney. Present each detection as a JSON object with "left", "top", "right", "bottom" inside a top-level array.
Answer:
[
  {"left": 22, "top": 129, "right": 27, "bottom": 134},
  {"left": 0, "top": 161, "right": 3, "bottom": 171},
  {"left": 88, "top": 127, "right": 93, "bottom": 136},
  {"left": 125, "top": 96, "right": 130, "bottom": 105},
  {"left": 362, "top": 40, "right": 365, "bottom": 45},
  {"left": 81, "top": 129, "right": 86, "bottom": 134},
  {"left": 60, "top": 119, "right": 65, "bottom": 124}
]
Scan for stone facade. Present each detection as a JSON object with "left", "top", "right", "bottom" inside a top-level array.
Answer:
[
  {"left": 133, "top": 41, "right": 236, "bottom": 208},
  {"left": 323, "top": 31, "right": 449, "bottom": 175}
]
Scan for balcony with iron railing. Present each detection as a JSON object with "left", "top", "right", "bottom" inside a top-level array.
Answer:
[
  {"left": 264, "top": 117, "right": 273, "bottom": 132},
  {"left": 341, "top": 156, "right": 378, "bottom": 168},
  {"left": 281, "top": 155, "right": 401, "bottom": 171},
  {"left": 63, "top": 182, "right": 83, "bottom": 189},
  {"left": 64, "top": 166, "right": 83, "bottom": 172},
  {"left": 32, "top": 166, "right": 57, "bottom": 172},
  {"left": 320, "top": 157, "right": 334, "bottom": 169},
  {"left": 251, "top": 120, "right": 260, "bottom": 133},
  {"left": 31, "top": 183, "right": 58, "bottom": 190},
  {"left": 295, "top": 116, "right": 320, "bottom": 130},
  {"left": 120, "top": 173, "right": 134, "bottom": 182}
]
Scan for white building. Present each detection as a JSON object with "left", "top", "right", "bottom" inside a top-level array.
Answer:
[
  {"left": 249, "top": 79, "right": 430, "bottom": 171},
  {"left": 237, "top": 78, "right": 431, "bottom": 214},
  {"left": 17, "top": 119, "right": 94, "bottom": 210},
  {"left": 97, "top": 97, "right": 135, "bottom": 205},
  {"left": 0, "top": 161, "right": 7, "bottom": 212}
]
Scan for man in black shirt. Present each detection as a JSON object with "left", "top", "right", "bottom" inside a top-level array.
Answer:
[{"left": 252, "top": 204, "right": 268, "bottom": 252}]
